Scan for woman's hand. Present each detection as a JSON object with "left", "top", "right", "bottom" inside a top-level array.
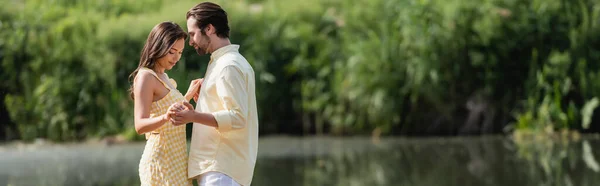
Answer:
[
  {"left": 185, "top": 78, "right": 203, "bottom": 102},
  {"left": 167, "top": 101, "right": 196, "bottom": 126},
  {"left": 166, "top": 102, "right": 186, "bottom": 121}
]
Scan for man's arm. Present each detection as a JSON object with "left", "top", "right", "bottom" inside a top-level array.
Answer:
[
  {"left": 191, "top": 111, "right": 218, "bottom": 128},
  {"left": 172, "top": 66, "right": 248, "bottom": 132},
  {"left": 210, "top": 66, "right": 248, "bottom": 132}
]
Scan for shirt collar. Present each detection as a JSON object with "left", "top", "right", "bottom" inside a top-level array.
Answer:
[{"left": 210, "top": 44, "right": 240, "bottom": 63}]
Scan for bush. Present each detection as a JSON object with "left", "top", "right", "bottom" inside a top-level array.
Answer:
[{"left": 1, "top": 0, "right": 600, "bottom": 141}]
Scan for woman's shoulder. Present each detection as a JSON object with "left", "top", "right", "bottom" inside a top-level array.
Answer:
[{"left": 134, "top": 69, "right": 160, "bottom": 87}]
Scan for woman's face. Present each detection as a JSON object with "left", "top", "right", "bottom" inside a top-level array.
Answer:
[{"left": 156, "top": 38, "right": 185, "bottom": 71}]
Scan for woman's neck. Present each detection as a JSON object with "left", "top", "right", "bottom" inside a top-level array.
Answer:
[{"left": 152, "top": 66, "right": 165, "bottom": 75}]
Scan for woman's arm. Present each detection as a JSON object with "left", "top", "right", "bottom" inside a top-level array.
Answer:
[{"left": 133, "top": 72, "right": 169, "bottom": 134}]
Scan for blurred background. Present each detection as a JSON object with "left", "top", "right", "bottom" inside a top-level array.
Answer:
[{"left": 1, "top": 0, "right": 600, "bottom": 185}]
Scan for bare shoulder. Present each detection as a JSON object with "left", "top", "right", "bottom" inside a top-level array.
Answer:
[{"left": 134, "top": 70, "right": 159, "bottom": 90}]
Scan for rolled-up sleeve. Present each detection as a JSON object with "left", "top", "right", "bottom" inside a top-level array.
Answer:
[{"left": 212, "top": 65, "right": 248, "bottom": 133}]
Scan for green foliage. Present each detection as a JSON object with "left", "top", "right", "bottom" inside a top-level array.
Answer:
[{"left": 1, "top": 0, "right": 600, "bottom": 141}]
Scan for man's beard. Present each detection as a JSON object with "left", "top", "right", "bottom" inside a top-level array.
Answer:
[
  {"left": 195, "top": 47, "right": 207, "bottom": 56},
  {"left": 195, "top": 35, "right": 211, "bottom": 56}
]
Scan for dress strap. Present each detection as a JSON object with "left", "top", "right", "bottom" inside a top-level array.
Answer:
[{"left": 139, "top": 67, "right": 170, "bottom": 89}]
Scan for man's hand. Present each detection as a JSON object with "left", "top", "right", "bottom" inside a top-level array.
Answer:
[
  {"left": 166, "top": 102, "right": 187, "bottom": 123},
  {"left": 169, "top": 101, "right": 196, "bottom": 126}
]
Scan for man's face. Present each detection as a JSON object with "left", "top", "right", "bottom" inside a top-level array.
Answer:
[{"left": 187, "top": 17, "right": 210, "bottom": 56}]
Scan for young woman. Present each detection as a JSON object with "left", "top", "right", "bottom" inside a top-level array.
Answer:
[{"left": 129, "top": 21, "right": 199, "bottom": 186}]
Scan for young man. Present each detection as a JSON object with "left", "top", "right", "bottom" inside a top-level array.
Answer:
[{"left": 168, "top": 2, "right": 259, "bottom": 186}]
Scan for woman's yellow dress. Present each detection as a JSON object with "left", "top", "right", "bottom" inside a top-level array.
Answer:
[{"left": 136, "top": 68, "right": 191, "bottom": 186}]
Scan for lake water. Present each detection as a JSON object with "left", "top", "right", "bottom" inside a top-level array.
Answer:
[{"left": 1, "top": 135, "right": 599, "bottom": 186}]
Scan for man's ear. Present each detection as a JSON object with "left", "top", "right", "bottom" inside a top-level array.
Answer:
[{"left": 206, "top": 24, "right": 215, "bottom": 35}]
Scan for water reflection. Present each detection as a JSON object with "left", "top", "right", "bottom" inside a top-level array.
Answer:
[
  {"left": 252, "top": 136, "right": 600, "bottom": 186},
  {"left": 0, "top": 136, "right": 599, "bottom": 186},
  {"left": 0, "top": 143, "right": 141, "bottom": 186}
]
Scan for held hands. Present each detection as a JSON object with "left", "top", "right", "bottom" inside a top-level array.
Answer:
[
  {"left": 171, "top": 78, "right": 203, "bottom": 125},
  {"left": 185, "top": 78, "right": 204, "bottom": 102},
  {"left": 166, "top": 101, "right": 196, "bottom": 126}
]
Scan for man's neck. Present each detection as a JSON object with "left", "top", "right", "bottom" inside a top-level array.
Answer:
[{"left": 209, "top": 38, "right": 232, "bottom": 54}]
